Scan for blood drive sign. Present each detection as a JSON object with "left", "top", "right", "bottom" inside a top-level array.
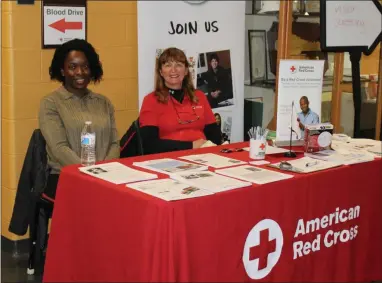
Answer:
[{"left": 42, "top": 5, "right": 86, "bottom": 48}]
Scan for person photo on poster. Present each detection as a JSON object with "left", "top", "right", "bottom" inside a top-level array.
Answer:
[
  {"left": 214, "top": 112, "right": 230, "bottom": 143},
  {"left": 297, "top": 96, "right": 319, "bottom": 138},
  {"left": 197, "top": 50, "right": 234, "bottom": 109},
  {"left": 213, "top": 111, "right": 232, "bottom": 143}
]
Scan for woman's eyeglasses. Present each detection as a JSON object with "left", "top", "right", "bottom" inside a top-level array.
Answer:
[{"left": 170, "top": 97, "right": 200, "bottom": 124}]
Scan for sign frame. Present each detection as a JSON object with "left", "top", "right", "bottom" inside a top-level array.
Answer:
[
  {"left": 41, "top": 0, "right": 87, "bottom": 49},
  {"left": 320, "top": 0, "right": 382, "bottom": 56}
]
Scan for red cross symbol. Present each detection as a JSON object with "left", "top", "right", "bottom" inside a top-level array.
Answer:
[
  {"left": 249, "top": 228, "right": 276, "bottom": 270},
  {"left": 260, "top": 143, "right": 266, "bottom": 150},
  {"left": 290, "top": 66, "right": 296, "bottom": 72}
]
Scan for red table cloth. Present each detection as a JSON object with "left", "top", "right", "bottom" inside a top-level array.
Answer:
[{"left": 43, "top": 142, "right": 382, "bottom": 282}]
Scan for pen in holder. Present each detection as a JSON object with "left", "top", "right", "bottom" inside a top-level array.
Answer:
[
  {"left": 249, "top": 138, "right": 267, "bottom": 160},
  {"left": 248, "top": 126, "right": 268, "bottom": 160}
]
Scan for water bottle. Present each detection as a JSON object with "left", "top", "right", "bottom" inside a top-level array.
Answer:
[{"left": 81, "top": 121, "right": 96, "bottom": 166}]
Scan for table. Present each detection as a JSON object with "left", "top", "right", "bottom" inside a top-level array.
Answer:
[{"left": 43, "top": 142, "right": 382, "bottom": 282}]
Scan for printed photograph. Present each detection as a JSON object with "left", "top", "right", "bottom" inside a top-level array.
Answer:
[
  {"left": 213, "top": 110, "right": 232, "bottom": 143},
  {"left": 197, "top": 49, "right": 234, "bottom": 109},
  {"left": 158, "top": 190, "right": 171, "bottom": 195},
  {"left": 184, "top": 174, "right": 200, "bottom": 180},
  {"left": 194, "top": 159, "right": 208, "bottom": 163},
  {"left": 176, "top": 164, "right": 199, "bottom": 170},
  {"left": 197, "top": 173, "right": 213, "bottom": 178},
  {"left": 295, "top": 95, "right": 320, "bottom": 140},
  {"left": 87, "top": 167, "right": 107, "bottom": 175},
  {"left": 181, "top": 187, "right": 200, "bottom": 195},
  {"left": 245, "top": 167, "right": 261, "bottom": 172},
  {"left": 184, "top": 172, "right": 213, "bottom": 180}
]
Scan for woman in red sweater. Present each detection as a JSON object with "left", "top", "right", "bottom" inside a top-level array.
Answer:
[{"left": 139, "top": 47, "right": 221, "bottom": 154}]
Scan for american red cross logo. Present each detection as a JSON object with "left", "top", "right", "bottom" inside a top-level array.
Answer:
[
  {"left": 242, "top": 219, "right": 283, "bottom": 280},
  {"left": 290, "top": 66, "right": 296, "bottom": 72},
  {"left": 249, "top": 228, "right": 276, "bottom": 270},
  {"left": 259, "top": 143, "right": 266, "bottom": 151}
]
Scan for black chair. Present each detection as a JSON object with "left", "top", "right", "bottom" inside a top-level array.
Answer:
[
  {"left": 27, "top": 193, "right": 54, "bottom": 275},
  {"left": 120, "top": 118, "right": 144, "bottom": 158},
  {"left": 8, "top": 129, "right": 55, "bottom": 275},
  {"left": 26, "top": 129, "right": 55, "bottom": 275}
]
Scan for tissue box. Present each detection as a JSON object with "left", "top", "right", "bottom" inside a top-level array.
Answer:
[{"left": 304, "top": 123, "right": 334, "bottom": 153}]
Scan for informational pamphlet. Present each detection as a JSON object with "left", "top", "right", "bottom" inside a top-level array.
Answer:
[
  {"left": 276, "top": 60, "right": 324, "bottom": 142},
  {"left": 304, "top": 149, "right": 375, "bottom": 165},
  {"left": 269, "top": 157, "right": 342, "bottom": 174},
  {"left": 215, "top": 165, "right": 293, "bottom": 184},
  {"left": 133, "top": 158, "right": 207, "bottom": 175},
  {"left": 179, "top": 153, "right": 246, "bottom": 168},
  {"left": 126, "top": 178, "right": 213, "bottom": 201},
  {"left": 243, "top": 145, "right": 290, "bottom": 155},
  {"left": 79, "top": 162, "right": 158, "bottom": 184},
  {"left": 170, "top": 171, "right": 251, "bottom": 193},
  {"left": 331, "top": 138, "right": 382, "bottom": 158}
]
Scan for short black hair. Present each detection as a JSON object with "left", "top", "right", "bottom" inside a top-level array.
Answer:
[
  {"left": 300, "top": 96, "right": 309, "bottom": 103},
  {"left": 209, "top": 53, "right": 219, "bottom": 63},
  {"left": 49, "top": 39, "right": 103, "bottom": 83}
]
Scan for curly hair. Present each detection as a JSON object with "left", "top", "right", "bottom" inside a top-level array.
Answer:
[
  {"left": 154, "top": 47, "right": 197, "bottom": 104},
  {"left": 49, "top": 39, "right": 103, "bottom": 83}
]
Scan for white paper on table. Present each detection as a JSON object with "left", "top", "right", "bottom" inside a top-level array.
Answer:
[
  {"left": 250, "top": 160, "right": 271, "bottom": 166},
  {"left": 133, "top": 158, "right": 208, "bottom": 175},
  {"left": 331, "top": 139, "right": 382, "bottom": 158},
  {"left": 367, "top": 144, "right": 382, "bottom": 157},
  {"left": 126, "top": 178, "right": 213, "bottom": 201},
  {"left": 179, "top": 153, "right": 246, "bottom": 168},
  {"left": 78, "top": 162, "right": 158, "bottom": 184},
  {"left": 215, "top": 165, "right": 293, "bottom": 184},
  {"left": 305, "top": 149, "right": 375, "bottom": 165},
  {"left": 332, "top": 133, "right": 351, "bottom": 142},
  {"left": 243, "top": 145, "right": 290, "bottom": 155},
  {"left": 271, "top": 157, "right": 342, "bottom": 174},
  {"left": 170, "top": 171, "right": 251, "bottom": 193}
]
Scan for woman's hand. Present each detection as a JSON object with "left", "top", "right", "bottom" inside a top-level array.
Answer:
[{"left": 193, "top": 139, "right": 207, "bottom": 149}]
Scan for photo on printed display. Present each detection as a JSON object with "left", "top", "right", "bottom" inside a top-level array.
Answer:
[
  {"left": 288, "top": 94, "right": 321, "bottom": 140},
  {"left": 276, "top": 60, "right": 324, "bottom": 142},
  {"left": 196, "top": 49, "right": 234, "bottom": 109},
  {"left": 155, "top": 48, "right": 197, "bottom": 85},
  {"left": 87, "top": 167, "right": 107, "bottom": 175},
  {"left": 213, "top": 110, "right": 232, "bottom": 144}
]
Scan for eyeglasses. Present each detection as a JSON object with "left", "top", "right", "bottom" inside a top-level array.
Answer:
[
  {"left": 220, "top": 148, "right": 244, "bottom": 153},
  {"left": 170, "top": 97, "right": 200, "bottom": 124}
]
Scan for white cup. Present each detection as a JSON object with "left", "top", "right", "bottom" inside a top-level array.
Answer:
[{"left": 249, "top": 138, "right": 267, "bottom": 160}]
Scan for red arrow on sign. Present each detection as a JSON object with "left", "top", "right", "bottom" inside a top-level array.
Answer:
[{"left": 49, "top": 18, "right": 82, "bottom": 33}]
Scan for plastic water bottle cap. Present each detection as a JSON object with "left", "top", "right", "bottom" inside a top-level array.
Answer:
[{"left": 85, "top": 121, "right": 92, "bottom": 125}]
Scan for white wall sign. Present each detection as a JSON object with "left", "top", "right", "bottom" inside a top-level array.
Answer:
[
  {"left": 43, "top": 5, "right": 86, "bottom": 48},
  {"left": 276, "top": 60, "right": 325, "bottom": 142},
  {"left": 321, "top": 0, "right": 382, "bottom": 55},
  {"left": 137, "top": 1, "right": 245, "bottom": 142}
]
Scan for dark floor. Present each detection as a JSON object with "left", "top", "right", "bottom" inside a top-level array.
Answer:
[{"left": 1, "top": 247, "right": 44, "bottom": 283}]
